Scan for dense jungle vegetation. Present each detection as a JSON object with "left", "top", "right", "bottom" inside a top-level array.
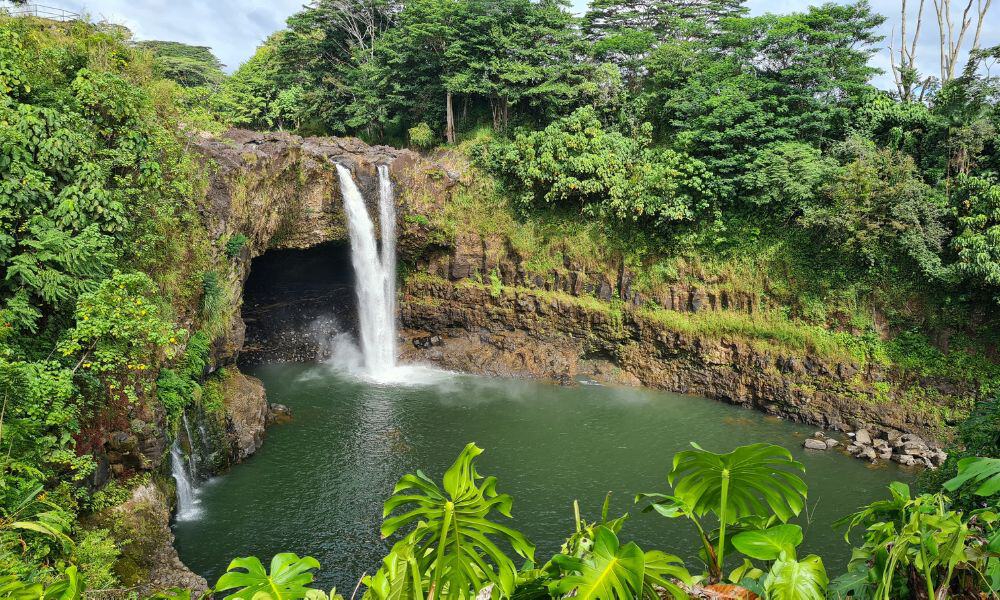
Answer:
[{"left": 1, "top": 0, "right": 999, "bottom": 597}]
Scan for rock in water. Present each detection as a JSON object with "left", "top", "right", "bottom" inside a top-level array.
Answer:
[
  {"left": 803, "top": 438, "right": 828, "bottom": 450},
  {"left": 854, "top": 429, "right": 872, "bottom": 445}
]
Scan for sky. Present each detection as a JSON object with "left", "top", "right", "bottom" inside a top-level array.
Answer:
[{"left": 7, "top": 0, "right": 998, "bottom": 88}]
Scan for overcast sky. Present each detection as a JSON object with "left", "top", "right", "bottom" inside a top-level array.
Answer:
[{"left": 7, "top": 0, "right": 998, "bottom": 88}]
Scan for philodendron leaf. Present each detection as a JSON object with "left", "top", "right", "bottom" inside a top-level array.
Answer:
[
  {"left": 215, "top": 553, "right": 322, "bottom": 600},
  {"left": 943, "top": 457, "right": 1000, "bottom": 496},
  {"left": 378, "top": 442, "right": 534, "bottom": 599},
  {"left": 549, "top": 526, "right": 645, "bottom": 600},
  {"left": 42, "top": 566, "right": 84, "bottom": 600},
  {"left": 732, "top": 524, "right": 804, "bottom": 561},
  {"left": 764, "top": 553, "right": 828, "bottom": 600},
  {"left": 669, "top": 443, "right": 807, "bottom": 524}
]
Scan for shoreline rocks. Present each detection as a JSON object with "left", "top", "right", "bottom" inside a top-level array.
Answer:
[{"left": 845, "top": 429, "right": 946, "bottom": 468}]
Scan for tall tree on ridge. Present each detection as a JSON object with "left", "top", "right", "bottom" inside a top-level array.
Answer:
[{"left": 583, "top": 0, "right": 747, "bottom": 89}]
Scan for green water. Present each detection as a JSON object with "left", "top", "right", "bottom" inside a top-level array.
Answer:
[{"left": 173, "top": 363, "right": 911, "bottom": 589}]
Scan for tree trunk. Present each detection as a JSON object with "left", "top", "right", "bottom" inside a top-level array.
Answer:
[{"left": 445, "top": 90, "right": 456, "bottom": 144}]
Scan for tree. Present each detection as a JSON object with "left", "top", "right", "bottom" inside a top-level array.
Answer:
[
  {"left": 800, "top": 138, "right": 949, "bottom": 282},
  {"left": 215, "top": 36, "right": 303, "bottom": 130},
  {"left": 951, "top": 174, "right": 1000, "bottom": 294},
  {"left": 276, "top": 0, "right": 398, "bottom": 135},
  {"left": 583, "top": 0, "right": 747, "bottom": 88},
  {"left": 135, "top": 41, "right": 225, "bottom": 88},
  {"left": 648, "top": 2, "right": 884, "bottom": 201},
  {"left": 931, "top": 0, "right": 995, "bottom": 82}
]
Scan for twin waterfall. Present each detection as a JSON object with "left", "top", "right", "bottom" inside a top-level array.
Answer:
[
  {"left": 172, "top": 163, "right": 403, "bottom": 521},
  {"left": 336, "top": 163, "right": 399, "bottom": 377}
]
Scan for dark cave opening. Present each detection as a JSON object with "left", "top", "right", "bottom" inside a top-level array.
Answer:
[{"left": 239, "top": 241, "right": 357, "bottom": 365}]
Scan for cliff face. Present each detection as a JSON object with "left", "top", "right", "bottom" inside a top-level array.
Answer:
[
  {"left": 186, "top": 130, "right": 972, "bottom": 445},
  {"left": 399, "top": 277, "right": 952, "bottom": 440}
]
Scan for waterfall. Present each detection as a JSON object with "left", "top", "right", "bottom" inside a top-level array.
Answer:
[
  {"left": 181, "top": 413, "right": 198, "bottom": 480},
  {"left": 378, "top": 164, "right": 397, "bottom": 361},
  {"left": 170, "top": 442, "right": 200, "bottom": 521},
  {"left": 336, "top": 164, "right": 397, "bottom": 375}
]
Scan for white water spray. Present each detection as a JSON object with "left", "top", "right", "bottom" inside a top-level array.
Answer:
[
  {"left": 336, "top": 164, "right": 397, "bottom": 375},
  {"left": 170, "top": 442, "right": 200, "bottom": 521}
]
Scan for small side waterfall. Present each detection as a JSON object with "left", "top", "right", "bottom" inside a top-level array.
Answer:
[
  {"left": 335, "top": 164, "right": 397, "bottom": 376},
  {"left": 170, "top": 442, "right": 200, "bottom": 521},
  {"left": 181, "top": 413, "right": 198, "bottom": 479}
]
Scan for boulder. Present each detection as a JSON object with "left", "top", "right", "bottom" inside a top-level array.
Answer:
[
  {"left": 854, "top": 429, "right": 872, "bottom": 445},
  {"left": 893, "top": 453, "right": 917, "bottom": 466},
  {"left": 824, "top": 438, "right": 839, "bottom": 449},
  {"left": 222, "top": 369, "right": 269, "bottom": 462},
  {"left": 803, "top": 438, "right": 828, "bottom": 450}
]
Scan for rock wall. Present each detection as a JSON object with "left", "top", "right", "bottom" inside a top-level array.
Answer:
[
  {"left": 398, "top": 278, "right": 967, "bottom": 443},
  {"left": 188, "top": 129, "right": 974, "bottom": 445}
]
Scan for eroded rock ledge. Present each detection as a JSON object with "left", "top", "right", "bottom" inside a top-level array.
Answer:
[{"left": 398, "top": 277, "right": 964, "bottom": 444}]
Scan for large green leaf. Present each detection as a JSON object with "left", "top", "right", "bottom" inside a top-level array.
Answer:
[
  {"left": 0, "top": 575, "right": 43, "bottom": 600},
  {"left": 214, "top": 553, "right": 322, "bottom": 600},
  {"left": 549, "top": 526, "right": 645, "bottom": 600},
  {"left": 379, "top": 443, "right": 534, "bottom": 599},
  {"left": 732, "top": 525, "right": 803, "bottom": 561},
  {"left": 361, "top": 533, "right": 426, "bottom": 600},
  {"left": 42, "top": 566, "right": 84, "bottom": 600},
  {"left": 641, "top": 550, "right": 692, "bottom": 600},
  {"left": 669, "top": 443, "right": 807, "bottom": 524},
  {"left": 763, "top": 554, "right": 828, "bottom": 600},
  {"left": 667, "top": 443, "right": 807, "bottom": 578},
  {"left": 943, "top": 457, "right": 1000, "bottom": 496}
]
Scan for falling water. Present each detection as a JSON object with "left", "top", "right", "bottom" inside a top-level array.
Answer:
[
  {"left": 181, "top": 413, "right": 198, "bottom": 479},
  {"left": 335, "top": 164, "right": 397, "bottom": 375},
  {"left": 170, "top": 442, "right": 200, "bottom": 521},
  {"left": 378, "top": 164, "right": 397, "bottom": 358}
]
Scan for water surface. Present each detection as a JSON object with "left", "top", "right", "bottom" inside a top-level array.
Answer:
[{"left": 174, "top": 363, "right": 911, "bottom": 589}]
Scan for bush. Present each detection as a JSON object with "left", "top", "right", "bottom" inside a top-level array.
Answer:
[
  {"left": 225, "top": 233, "right": 248, "bottom": 260},
  {"left": 408, "top": 122, "right": 435, "bottom": 150},
  {"left": 477, "top": 107, "right": 715, "bottom": 230}
]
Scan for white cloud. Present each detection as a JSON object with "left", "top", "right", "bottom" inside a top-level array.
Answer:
[{"left": 35, "top": 0, "right": 305, "bottom": 71}]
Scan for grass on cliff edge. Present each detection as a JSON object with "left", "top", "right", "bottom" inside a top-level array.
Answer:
[{"left": 406, "top": 273, "right": 1000, "bottom": 403}]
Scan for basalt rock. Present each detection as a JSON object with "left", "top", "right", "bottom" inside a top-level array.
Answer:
[
  {"left": 220, "top": 369, "right": 270, "bottom": 463},
  {"left": 89, "top": 482, "right": 208, "bottom": 596},
  {"left": 398, "top": 277, "right": 961, "bottom": 443}
]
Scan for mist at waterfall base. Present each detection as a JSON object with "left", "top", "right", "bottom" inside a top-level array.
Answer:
[{"left": 172, "top": 164, "right": 911, "bottom": 589}]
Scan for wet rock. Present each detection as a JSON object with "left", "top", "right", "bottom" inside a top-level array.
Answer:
[
  {"left": 94, "top": 482, "right": 208, "bottom": 596},
  {"left": 824, "top": 438, "right": 839, "bottom": 449},
  {"left": 222, "top": 369, "right": 269, "bottom": 462},
  {"left": 413, "top": 334, "right": 444, "bottom": 349},
  {"left": 854, "top": 429, "right": 872, "bottom": 445},
  {"left": 268, "top": 403, "right": 293, "bottom": 424},
  {"left": 803, "top": 438, "right": 828, "bottom": 450}
]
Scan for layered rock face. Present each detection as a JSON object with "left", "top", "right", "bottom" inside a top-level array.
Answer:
[{"left": 398, "top": 278, "right": 957, "bottom": 441}]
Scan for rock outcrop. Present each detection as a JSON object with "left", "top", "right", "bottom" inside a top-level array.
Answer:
[
  {"left": 221, "top": 370, "right": 270, "bottom": 462},
  {"left": 88, "top": 482, "right": 209, "bottom": 596},
  {"left": 398, "top": 277, "right": 966, "bottom": 442}
]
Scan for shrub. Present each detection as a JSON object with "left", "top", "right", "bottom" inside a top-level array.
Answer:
[
  {"left": 408, "top": 122, "right": 435, "bottom": 150},
  {"left": 225, "top": 234, "right": 248, "bottom": 260},
  {"left": 477, "top": 107, "right": 715, "bottom": 230}
]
